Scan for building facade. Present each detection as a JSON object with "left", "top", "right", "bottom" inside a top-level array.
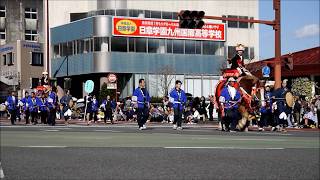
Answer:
[{"left": 0, "top": 0, "right": 44, "bottom": 101}]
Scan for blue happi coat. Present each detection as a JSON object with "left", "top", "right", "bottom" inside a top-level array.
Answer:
[{"left": 169, "top": 88, "right": 187, "bottom": 111}]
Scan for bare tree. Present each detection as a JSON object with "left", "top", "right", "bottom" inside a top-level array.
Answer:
[{"left": 150, "top": 65, "right": 175, "bottom": 97}]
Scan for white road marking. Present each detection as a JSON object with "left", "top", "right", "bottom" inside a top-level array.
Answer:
[
  {"left": 0, "top": 162, "right": 4, "bottom": 179},
  {"left": 94, "top": 130, "right": 121, "bottom": 132},
  {"left": 230, "top": 138, "right": 286, "bottom": 141},
  {"left": 43, "top": 129, "right": 60, "bottom": 132},
  {"left": 163, "top": 147, "right": 285, "bottom": 150},
  {"left": 19, "top": 146, "right": 67, "bottom": 148}
]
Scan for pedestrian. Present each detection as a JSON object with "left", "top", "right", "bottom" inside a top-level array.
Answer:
[
  {"left": 47, "top": 86, "right": 57, "bottom": 126},
  {"left": 5, "top": 91, "right": 19, "bottom": 125},
  {"left": 219, "top": 77, "right": 241, "bottom": 132},
  {"left": 199, "top": 96, "right": 207, "bottom": 121},
  {"left": 132, "top": 79, "right": 151, "bottom": 130},
  {"left": 21, "top": 91, "right": 31, "bottom": 124},
  {"left": 208, "top": 95, "right": 215, "bottom": 121},
  {"left": 28, "top": 92, "right": 40, "bottom": 125},
  {"left": 60, "top": 90, "right": 72, "bottom": 125},
  {"left": 169, "top": 80, "right": 187, "bottom": 130},
  {"left": 293, "top": 96, "right": 302, "bottom": 126},
  {"left": 39, "top": 93, "right": 49, "bottom": 124},
  {"left": 90, "top": 95, "right": 99, "bottom": 123},
  {"left": 101, "top": 95, "right": 113, "bottom": 124},
  {"left": 315, "top": 95, "right": 320, "bottom": 125},
  {"left": 258, "top": 85, "right": 273, "bottom": 131}
]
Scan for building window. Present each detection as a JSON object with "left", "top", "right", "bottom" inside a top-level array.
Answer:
[
  {"left": 0, "top": 29, "right": 5, "bottom": 40},
  {"left": 166, "top": 39, "right": 173, "bottom": 53},
  {"left": 0, "top": 6, "right": 5, "bottom": 17},
  {"left": 25, "top": 8, "right": 37, "bottom": 19},
  {"left": 105, "top": 9, "right": 115, "bottom": 16},
  {"left": 129, "top": 38, "right": 135, "bottom": 52},
  {"left": 31, "top": 52, "right": 43, "bottom": 66},
  {"left": 185, "top": 40, "right": 196, "bottom": 54},
  {"left": 162, "top": 11, "right": 172, "bottom": 19},
  {"left": 116, "top": 9, "right": 128, "bottom": 16},
  {"left": 151, "top": 11, "right": 161, "bottom": 19},
  {"left": 25, "top": 30, "right": 37, "bottom": 41},
  {"left": 250, "top": 47, "right": 255, "bottom": 60},
  {"left": 111, "top": 37, "right": 127, "bottom": 52},
  {"left": 228, "top": 46, "right": 236, "bottom": 58},
  {"left": 77, "top": 40, "right": 84, "bottom": 54},
  {"left": 61, "top": 42, "right": 68, "bottom": 57},
  {"left": 243, "top": 47, "right": 249, "bottom": 59},
  {"left": 172, "top": 40, "right": 184, "bottom": 54},
  {"left": 53, "top": 45, "right": 60, "bottom": 58},
  {"left": 227, "top": 15, "right": 238, "bottom": 28},
  {"left": 148, "top": 38, "right": 159, "bottom": 53},
  {"left": 6, "top": 52, "right": 14, "bottom": 66},
  {"left": 84, "top": 38, "right": 93, "bottom": 53},
  {"left": 195, "top": 41, "right": 201, "bottom": 54},
  {"left": 94, "top": 37, "right": 109, "bottom": 52},
  {"left": 239, "top": 16, "right": 249, "bottom": 28},
  {"left": 203, "top": 41, "right": 219, "bottom": 55},
  {"left": 135, "top": 38, "right": 146, "bottom": 53},
  {"left": 144, "top": 10, "right": 151, "bottom": 18},
  {"left": 31, "top": 78, "right": 39, "bottom": 88},
  {"left": 129, "top": 9, "right": 144, "bottom": 17},
  {"left": 172, "top": 12, "right": 178, "bottom": 20},
  {"left": 2, "top": 54, "right": 6, "bottom": 65}
]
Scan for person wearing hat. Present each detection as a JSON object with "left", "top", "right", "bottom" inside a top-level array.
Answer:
[
  {"left": 21, "top": 91, "right": 31, "bottom": 124},
  {"left": 219, "top": 77, "right": 241, "bottom": 132},
  {"left": 132, "top": 79, "right": 151, "bottom": 130},
  {"left": 40, "top": 71, "right": 49, "bottom": 86},
  {"left": 169, "top": 80, "right": 187, "bottom": 130},
  {"left": 257, "top": 82, "right": 273, "bottom": 131},
  {"left": 47, "top": 86, "right": 57, "bottom": 126},
  {"left": 228, "top": 44, "right": 252, "bottom": 76},
  {"left": 272, "top": 79, "right": 291, "bottom": 131}
]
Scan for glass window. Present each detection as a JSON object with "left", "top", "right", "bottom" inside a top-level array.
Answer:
[
  {"left": 145, "top": 10, "right": 151, "bottom": 18},
  {"left": 84, "top": 38, "right": 91, "bottom": 53},
  {"left": 151, "top": 11, "right": 161, "bottom": 19},
  {"left": 94, "top": 37, "right": 109, "bottom": 52},
  {"left": 129, "top": 9, "right": 144, "bottom": 17},
  {"left": 53, "top": 45, "right": 59, "bottom": 58},
  {"left": 116, "top": 9, "right": 128, "bottom": 16},
  {"left": 67, "top": 42, "right": 73, "bottom": 55},
  {"left": 172, "top": 40, "right": 184, "bottom": 54},
  {"left": 222, "top": 15, "right": 226, "bottom": 23},
  {"left": 0, "top": 30, "right": 5, "bottom": 40},
  {"left": 31, "top": 78, "right": 39, "bottom": 88},
  {"left": 203, "top": 41, "right": 219, "bottom": 55},
  {"left": 105, "top": 9, "right": 115, "bottom": 16},
  {"left": 228, "top": 46, "right": 236, "bottom": 58},
  {"left": 111, "top": 37, "right": 127, "bottom": 52},
  {"left": 250, "top": 47, "right": 255, "bottom": 60},
  {"left": 25, "top": 30, "right": 37, "bottom": 41},
  {"left": 31, "top": 52, "right": 43, "bottom": 66},
  {"left": 172, "top": 12, "right": 178, "bottom": 20},
  {"left": 2, "top": 54, "right": 6, "bottom": 65},
  {"left": 25, "top": 8, "right": 37, "bottom": 19},
  {"left": 239, "top": 16, "right": 248, "bottom": 28},
  {"left": 185, "top": 40, "right": 196, "bottom": 54},
  {"left": 0, "top": 6, "right": 5, "bottom": 17},
  {"left": 195, "top": 41, "right": 201, "bottom": 54},
  {"left": 158, "top": 39, "right": 165, "bottom": 53},
  {"left": 135, "top": 38, "right": 146, "bottom": 52},
  {"left": 6, "top": 52, "right": 13, "bottom": 65},
  {"left": 166, "top": 39, "right": 173, "bottom": 53},
  {"left": 77, "top": 40, "right": 84, "bottom": 54},
  {"left": 244, "top": 47, "right": 249, "bottom": 59},
  {"left": 148, "top": 38, "right": 159, "bottom": 53},
  {"left": 162, "top": 12, "right": 172, "bottom": 19},
  {"left": 227, "top": 15, "right": 238, "bottom": 28},
  {"left": 96, "top": 10, "right": 105, "bottom": 15},
  {"left": 61, "top": 43, "right": 68, "bottom": 57},
  {"left": 129, "top": 38, "right": 135, "bottom": 52}
]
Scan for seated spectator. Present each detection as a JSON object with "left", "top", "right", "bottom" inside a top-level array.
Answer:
[
  {"left": 150, "top": 105, "right": 163, "bottom": 122},
  {"left": 186, "top": 107, "right": 200, "bottom": 124},
  {"left": 303, "top": 107, "right": 317, "bottom": 128}
]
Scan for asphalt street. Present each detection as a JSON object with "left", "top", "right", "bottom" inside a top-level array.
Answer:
[{"left": 0, "top": 126, "right": 319, "bottom": 180}]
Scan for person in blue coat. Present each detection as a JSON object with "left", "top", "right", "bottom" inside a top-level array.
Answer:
[
  {"left": 219, "top": 77, "right": 241, "bottom": 132},
  {"left": 28, "top": 92, "right": 40, "bottom": 125},
  {"left": 272, "top": 79, "right": 290, "bottom": 131},
  {"left": 47, "top": 86, "right": 57, "bottom": 126},
  {"left": 101, "top": 95, "right": 113, "bottom": 124},
  {"left": 132, "top": 79, "right": 151, "bottom": 130},
  {"left": 90, "top": 95, "right": 99, "bottom": 123},
  {"left": 6, "top": 91, "right": 19, "bottom": 125},
  {"left": 169, "top": 80, "right": 187, "bottom": 130},
  {"left": 39, "top": 93, "right": 49, "bottom": 124},
  {"left": 21, "top": 91, "right": 31, "bottom": 124}
]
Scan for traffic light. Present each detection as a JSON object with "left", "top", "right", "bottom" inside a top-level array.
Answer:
[
  {"left": 283, "top": 56, "right": 293, "bottom": 70},
  {"left": 178, "top": 10, "right": 205, "bottom": 29}
]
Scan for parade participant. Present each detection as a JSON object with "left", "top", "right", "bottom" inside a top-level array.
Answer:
[
  {"left": 258, "top": 84, "right": 273, "bottom": 131},
  {"left": 272, "top": 79, "right": 290, "bottom": 131},
  {"left": 90, "top": 95, "right": 99, "bottom": 123},
  {"left": 21, "top": 91, "right": 31, "bottom": 124},
  {"left": 60, "top": 89, "right": 72, "bottom": 125},
  {"left": 169, "top": 80, "right": 187, "bottom": 130},
  {"left": 228, "top": 44, "right": 251, "bottom": 76},
  {"left": 47, "top": 86, "right": 57, "bottom": 126},
  {"left": 5, "top": 91, "right": 19, "bottom": 125},
  {"left": 101, "top": 95, "right": 113, "bottom": 124},
  {"left": 132, "top": 79, "right": 151, "bottom": 130},
  {"left": 40, "top": 71, "right": 49, "bottom": 86},
  {"left": 219, "top": 77, "right": 241, "bottom": 132},
  {"left": 39, "top": 93, "right": 49, "bottom": 124},
  {"left": 28, "top": 92, "right": 40, "bottom": 125}
]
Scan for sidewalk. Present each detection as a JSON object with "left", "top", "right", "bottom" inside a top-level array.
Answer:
[{"left": 0, "top": 117, "right": 319, "bottom": 132}]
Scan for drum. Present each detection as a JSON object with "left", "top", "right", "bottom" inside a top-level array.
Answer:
[{"left": 285, "top": 91, "right": 294, "bottom": 108}]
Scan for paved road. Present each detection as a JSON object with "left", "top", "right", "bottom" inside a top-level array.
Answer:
[{"left": 0, "top": 126, "right": 319, "bottom": 180}]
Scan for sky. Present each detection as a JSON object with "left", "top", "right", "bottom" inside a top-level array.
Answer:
[{"left": 259, "top": 0, "right": 320, "bottom": 59}]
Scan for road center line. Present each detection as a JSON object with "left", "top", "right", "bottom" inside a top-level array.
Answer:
[
  {"left": 19, "top": 146, "right": 67, "bottom": 148},
  {"left": 163, "top": 147, "right": 285, "bottom": 150}
]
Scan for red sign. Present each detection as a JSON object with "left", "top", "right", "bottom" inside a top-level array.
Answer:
[
  {"left": 113, "top": 17, "right": 226, "bottom": 41},
  {"left": 108, "top": 73, "right": 117, "bottom": 83}
]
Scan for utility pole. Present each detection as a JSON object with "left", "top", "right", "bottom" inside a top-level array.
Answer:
[{"left": 198, "top": 0, "right": 282, "bottom": 89}]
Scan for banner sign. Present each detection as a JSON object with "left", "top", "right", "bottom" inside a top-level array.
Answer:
[{"left": 113, "top": 17, "right": 226, "bottom": 41}]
